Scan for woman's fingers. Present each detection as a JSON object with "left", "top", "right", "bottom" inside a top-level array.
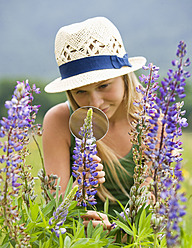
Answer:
[
  {"left": 95, "top": 166, "right": 105, "bottom": 184},
  {"left": 83, "top": 220, "right": 111, "bottom": 229},
  {"left": 81, "top": 211, "right": 111, "bottom": 230},
  {"left": 82, "top": 210, "right": 106, "bottom": 219},
  {"left": 76, "top": 155, "right": 105, "bottom": 185},
  {"left": 95, "top": 163, "right": 103, "bottom": 171},
  {"left": 91, "top": 155, "right": 101, "bottom": 163}
]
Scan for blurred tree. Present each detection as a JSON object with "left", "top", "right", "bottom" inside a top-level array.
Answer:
[{"left": 0, "top": 77, "right": 191, "bottom": 130}]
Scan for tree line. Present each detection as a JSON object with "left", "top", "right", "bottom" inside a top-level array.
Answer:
[{"left": 0, "top": 77, "right": 191, "bottom": 131}]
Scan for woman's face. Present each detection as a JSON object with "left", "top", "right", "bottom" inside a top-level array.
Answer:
[{"left": 70, "top": 76, "right": 125, "bottom": 120}]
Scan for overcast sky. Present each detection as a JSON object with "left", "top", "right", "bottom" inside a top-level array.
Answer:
[{"left": 0, "top": 0, "right": 191, "bottom": 81}]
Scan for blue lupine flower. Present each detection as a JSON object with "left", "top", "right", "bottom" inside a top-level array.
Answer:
[
  {"left": 139, "top": 41, "right": 190, "bottom": 246},
  {"left": 72, "top": 108, "right": 98, "bottom": 207},
  {"left": 0, "top": 80, "right": 41, "bottom": 195},
  {"left": 0, "top": 80, "right": 41, "bottom": 245},
  {"left": 49, "top": 185, "right": 78, "bottom": 237}
]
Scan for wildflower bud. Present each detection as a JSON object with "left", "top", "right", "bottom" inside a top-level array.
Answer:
[
  {"left": 155, "top": 201, "right": 160, "bottom": 208},
  {"left": 15, "top": 83, "right": 25, "bottom": 98},
  {"left": 135, "top": 198, "right": 141, "bottom": 206},
  {"left": 128, "top": 199, "right": 133, "bottom": 207},
  {"left": 131, "top": 195, "right": 136, "bottom": 202},
  {"left": 131, "top": 210, "right": 136, "bottom": 217},
  {"left": 131, "top": 186, "right": 136, "bottom": 193}
]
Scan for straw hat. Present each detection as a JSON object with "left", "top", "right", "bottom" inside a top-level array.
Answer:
[{"left": 45, "top": 17, "right": 146, "bottom": 93}]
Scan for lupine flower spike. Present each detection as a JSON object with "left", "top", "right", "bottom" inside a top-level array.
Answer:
[
  {"left": 114, "top": 41, "right": 190, "bottom": 247},
  {"left": 133, "top": 41, "right": 190, "bottom": 246},
  {"left": 72, "top": 108, "right": 98, "bottom": 208},
  {"left": 0, "top": 80, "right": 41, "bottom": 246},
  {"left": 49, "top": 185, "right": 78, "bottom": 238}
]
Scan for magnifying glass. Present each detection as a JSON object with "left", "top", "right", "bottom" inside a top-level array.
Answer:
[{"left": 69, "top": 106, "right": 109, "bottom": 141}]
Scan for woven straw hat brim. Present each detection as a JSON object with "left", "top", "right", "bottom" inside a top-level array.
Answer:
[{"left": 45, "top": 56, "right": 146, "bottom": 93}]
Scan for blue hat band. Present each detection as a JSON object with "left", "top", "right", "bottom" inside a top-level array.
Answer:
[{"left": 59, "top": 54, "right": 132, "bottom": 79}]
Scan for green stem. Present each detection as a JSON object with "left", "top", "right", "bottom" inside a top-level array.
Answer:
[
  {"left": 138, "top": 67, "right": 153, "bottom": 177},
  {"left": 154, "top": 57, "right": 183, "bottom": 201},
  {"left": 82, "top": 136, "right": 87, "bottom": 211},
  {"left": 32, "top": 133, "right": 45, "bottom": 174},
  {"left": 154, "top": 232, "right": 157, "bottom": 248},
  {"left": 3, "top": 127, "right": 13, "bottom": 220}
]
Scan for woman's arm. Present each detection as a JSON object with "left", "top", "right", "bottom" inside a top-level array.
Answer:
[
  {"left": 42, "top": 102, "right": 105, "bottom": 195},
  {"left": 42, "top": 102, "right": 72, "bottom": 194}
]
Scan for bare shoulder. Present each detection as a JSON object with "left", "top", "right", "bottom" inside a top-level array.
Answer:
[
  {"left": 43, "top": 102, "right": 70, "bottom": 123},
  {"left": 43, "top": 102, "right": 71, "bottom": 144},
  {"left": 42, "top": 102, "right": 72, "bottom": 193}
]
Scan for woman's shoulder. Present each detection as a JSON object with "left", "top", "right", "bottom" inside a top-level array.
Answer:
[
  {"left": 43, "top": 102, "right": 70, "bottom": 129},
  {"left": 44, "top": 102, "right": 69, "bottom": 120}
]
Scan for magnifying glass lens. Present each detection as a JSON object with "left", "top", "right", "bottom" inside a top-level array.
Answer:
[{"left": 69, "top": 106, "right": 109, "bottom": 141}]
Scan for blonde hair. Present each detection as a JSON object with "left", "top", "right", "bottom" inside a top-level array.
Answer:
[{"left": 66, "top": 72, "right": 142, "bottom": 203}]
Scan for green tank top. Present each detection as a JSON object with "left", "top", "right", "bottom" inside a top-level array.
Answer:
[{"left": 69, "top": 104, "right": 135, "bottom": 215}]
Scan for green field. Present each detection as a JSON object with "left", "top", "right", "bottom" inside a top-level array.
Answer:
[{"left": 180, "top": 132, "right": 192, "bottom": 234}]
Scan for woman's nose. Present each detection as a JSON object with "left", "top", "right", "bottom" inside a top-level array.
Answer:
[{"left": 88, "top": 92, "right": 104, "bottom": 108}]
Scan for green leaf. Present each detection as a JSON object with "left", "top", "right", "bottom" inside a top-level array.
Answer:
[
  {"left": 107, "top": 245, "right": 120, "bottom": 248},
  {"left": 159, "top": 235, "right": 167, "bottom": 248},
  {"left": 30, "top": 203, "right": 39, "bottom": 221},
  {"left": 132, "top": 223, "right": 137, "bottom": 239},
  {"left": 86, "top": 220, "right": 93, "bottom": 238},
  {"left": 1, "top": 244, "right": 10, "bottom": 248},
  {"left": 68, "top": 201, "right": 78, "bottom": 211},
  {"left": 24, "top": 221, "right": 36, "bottom": 232},
  {"left": 1, "top": 234, "right": 11, "bottom": 248},
  {"left": 135, "top": 203, "right": 147, "bottom": 229},
  {"left": 17, "top": 196, "right": 23, "bottom": 209},
  {"left": 113, "top": 210, "right": 127, "bottom": 226},
  {"left": 138, "top": 208, "right": 147, "bottom": 235},
  {"left": 38, "top": 207, "right": 48, "bottom": 227},
  {"left": 91, "top": 225, "right": 103, "bottom": 239},
  {"left": 100, "top": 230, "right": 108, "bottom": 239},
  {"left": 64, "top": 236, "right": 71, "bottom": 248},
  {"left": 64, "top": 176, "right": 73, "bottom": 199},
  {"left": 59, "top": 232, "right": 64, "bottom": 248},
  {"left": 56, "top": 177, "right": 61, "bottom": 208},
  {"left": 46, "top": 188, "right": 55, "bottom": 201},
  {"left": 115, "top": 200, "right": 133, "bottom": 228},
  {"left": 104, "top": 197, "right": 109, "bottom": 214},
  {"left": 70, "top": 238, "right": 89, "bottom": 248},
  {"left": 115, "top": 220, "right": 133, "bottom": 236},
  {"left": 73, "top": 218, "right": 85, "bottom": 239},
  {"left": 41, "top": 198, "right": 56, "bottom": 217},
  {"left": 23, "top": 202, "right": 32, "bottom": 221}
]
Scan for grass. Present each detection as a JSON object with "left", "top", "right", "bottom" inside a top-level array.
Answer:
[{"left": 180, "top": 132, "right": 192, "bottom": 234}]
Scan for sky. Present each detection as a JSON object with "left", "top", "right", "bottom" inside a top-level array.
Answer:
[{"left": 0, "top": 0, "right": 191, "bottom": 82}]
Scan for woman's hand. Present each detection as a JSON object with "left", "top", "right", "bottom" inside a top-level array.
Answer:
[
  {"left": 92, "top": 155, "right": 105, "bottom": 185},
  {"left": 81, "top": 211, "right": 111, "bottom": 230},
  {"left": 73, "top": 154, "right": 105, "bottom": 187}
]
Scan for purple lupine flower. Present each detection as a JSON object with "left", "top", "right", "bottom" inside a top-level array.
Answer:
[
  {"left": 138, "top": 41, "right": 190, "bottom": 246},
  {"left": 72, "top": 108, "right": 98, "bottom": 207},
  {"left": 0, "top": 80, "right": 41, "bottom": 245},
  {"left": 0, "top": 80, "right": 41, "bottom": 196},
  {"left": 49, "top": 185, "right": 78, "bottom": 237}
]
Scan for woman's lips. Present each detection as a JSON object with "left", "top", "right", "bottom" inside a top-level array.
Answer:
[{"left": 101, "top": 107, "right": 109, "bottom": 113}]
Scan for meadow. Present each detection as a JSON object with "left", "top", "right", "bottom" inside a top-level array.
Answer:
[{"left": 26, "top": 131, "right": 192, "bottom": 235}]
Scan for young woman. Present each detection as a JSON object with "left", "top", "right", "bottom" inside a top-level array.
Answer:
[{"left": 43, "top": 17, "right": 147, "bottom": 228}]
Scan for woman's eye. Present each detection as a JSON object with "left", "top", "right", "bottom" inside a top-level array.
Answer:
[
  {"left": 99, "top": 84, "right": 109, "bottom": 89},
  {"left": 76, "top": 90, "right": 86, "bottom": 94}
]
